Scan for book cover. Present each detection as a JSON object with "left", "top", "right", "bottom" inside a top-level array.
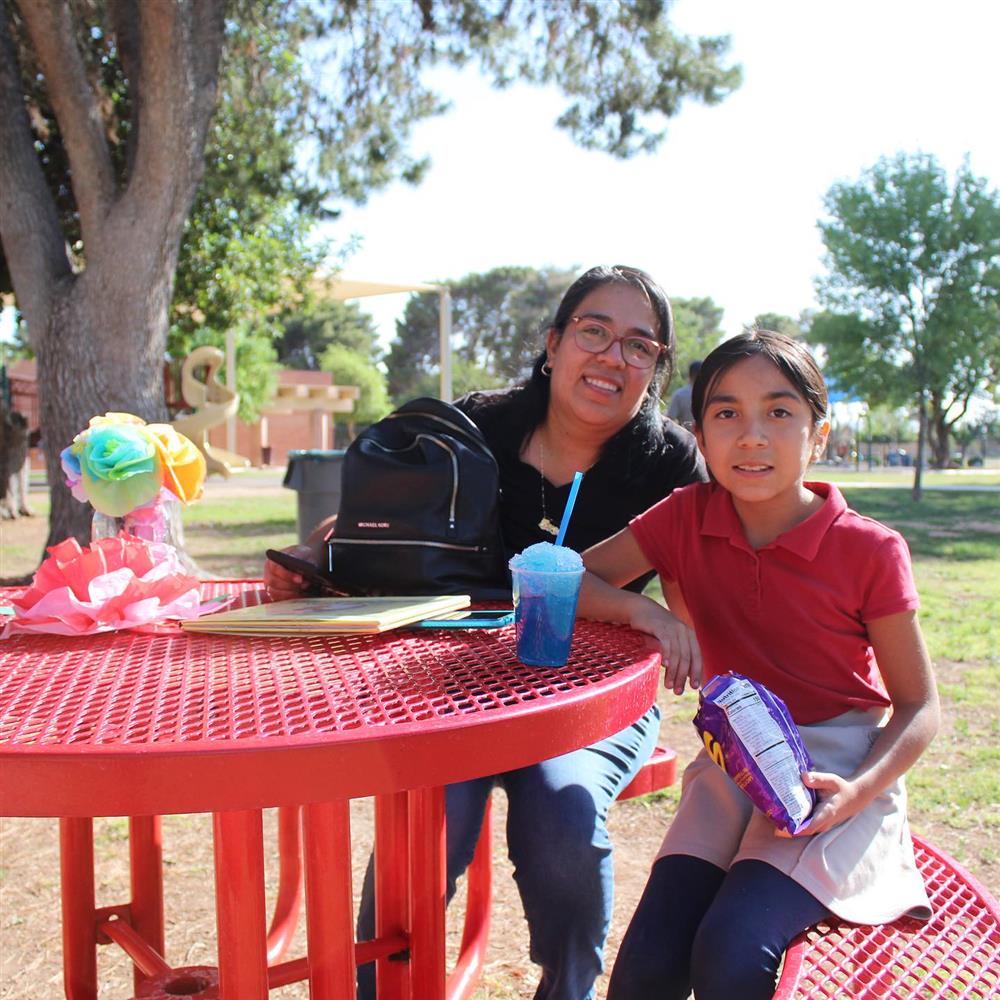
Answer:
[{"left": 180, "top": 593, "right": 471, "bottom": 635}]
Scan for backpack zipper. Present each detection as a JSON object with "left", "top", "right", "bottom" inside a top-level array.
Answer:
[{"left": 329, "top": 538, "right": 491, "bottom": 553}]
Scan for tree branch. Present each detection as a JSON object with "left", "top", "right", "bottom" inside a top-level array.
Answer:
[
  {"left": 0, "top": 0, "right": 71, "bottom": 325},
  {"left": 107, "top": 0, "right": 142, "bottom": 178},
  {"left": 127, "top": 0, "right": 225, "bottom": 226},
  {"left": 16, "top": 0, "right": 116, "bottom": 242}
]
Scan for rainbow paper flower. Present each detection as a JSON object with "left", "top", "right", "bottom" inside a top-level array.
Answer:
[{"left": 61, "top": 413, "right": 206, "bottom": 517}]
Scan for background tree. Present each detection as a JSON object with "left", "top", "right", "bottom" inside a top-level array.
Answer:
[
  {"left": 951, "top": 407, "right": 996, "bottom": 467},
  {"left": 277, "top": 300, "right": 382, "bottom": 372},
  {"left": 318, "top": 343, "right": 391, "bottom": 444},
  {"left": 0, "top": 0, "right": 740, "bottom": 549},
  {"left": 751, "top": 311, "right": 804, "bottom": 340},
  {"left": 810, "top": 153, "right": 1000, "bottom": 497},
  {"left": 386, "top": 265, "right": 577, "bottom": 404},
  {"left": 167, "top": 13, "right": 331, "bottom": 420},
  {"left": 671, "top": 295, "right": 725, "bottom": 391}
]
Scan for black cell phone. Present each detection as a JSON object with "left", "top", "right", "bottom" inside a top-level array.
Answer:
[
  {"left": 265, "top": 548, "right": 345, "bottom": 596},
  {"left": 410, "top": 609, "right": 515, "bottom": 629}
]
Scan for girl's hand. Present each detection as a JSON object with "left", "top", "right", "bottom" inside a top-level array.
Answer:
[
  {"left": 264, "top": 544, "right": 315, "bottom": 601},
  {"left": 629, "top": 601, "right": 703, "bottom": 695},
  {"left": 779, "top": 770, "right": 864, "bottom": 837}
]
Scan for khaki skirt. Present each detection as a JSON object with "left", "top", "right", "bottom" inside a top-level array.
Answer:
[{"left": 657, "top": 709, "right": 931, "bottom": 924}]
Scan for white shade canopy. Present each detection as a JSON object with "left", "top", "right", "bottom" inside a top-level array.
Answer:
[{"left": 311, "top": 275, "right": 453, "bottom": 402}]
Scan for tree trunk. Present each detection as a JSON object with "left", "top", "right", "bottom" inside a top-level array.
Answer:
[
  {"left": 0, "top": 0, "right": 226, "bottom": 563},
  {"left": 912, "top": 393, "right": 926, "bottom": 501},
  {"left": 39, "top": 255, "right": 178, "bottom": 549},
  {"left": 928, "top": 406, "right": 952, "bottom": 469}
]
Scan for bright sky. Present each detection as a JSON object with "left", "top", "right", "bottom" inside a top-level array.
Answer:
[
  {"left": 327, "top": 0, "right": 1000, "bottom": 349},
  {"left": 1, "top": 0, "right": 995, "bottom": 357}
]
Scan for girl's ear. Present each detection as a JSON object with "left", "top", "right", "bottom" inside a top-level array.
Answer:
[{"left": 811, "top": 420, "right": 831, "bottom": 462}]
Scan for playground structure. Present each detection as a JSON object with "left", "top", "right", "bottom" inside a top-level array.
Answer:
[{"left": 171, "top": 346, "right": 251, "bottom": 478}]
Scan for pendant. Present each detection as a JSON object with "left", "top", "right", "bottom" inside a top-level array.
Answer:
[{"left": 538, "top": 516, "right": 560, "bottom": 536}]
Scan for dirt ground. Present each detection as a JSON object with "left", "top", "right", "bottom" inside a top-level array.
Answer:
[{"left": 1, "top": 501, "right": 996, "bottom": 999}]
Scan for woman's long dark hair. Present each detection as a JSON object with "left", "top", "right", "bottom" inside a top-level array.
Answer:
[{"left": 490, "top": 265, "right": 677, "bottom": 479}]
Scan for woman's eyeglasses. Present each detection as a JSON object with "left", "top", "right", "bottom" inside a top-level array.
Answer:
[{"left": 568, "top": 316, "right": 666, "bottom": 370}]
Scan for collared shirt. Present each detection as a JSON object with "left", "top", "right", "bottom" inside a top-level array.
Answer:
[{"left": 629, "top": 481, "right": 919, "bottom": 723}]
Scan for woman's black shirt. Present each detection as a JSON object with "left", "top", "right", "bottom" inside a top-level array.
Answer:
[{"left": 455, "top": 388, "right": 707, "bottom": 592}]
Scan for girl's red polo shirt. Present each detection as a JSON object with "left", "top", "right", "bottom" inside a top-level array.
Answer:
[{"left": 629, "top": 481, "right": 919, "bottom": 723}]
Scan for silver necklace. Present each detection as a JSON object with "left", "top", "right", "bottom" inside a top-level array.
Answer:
[{"left": 537, "top": 439, "right": 560, "bottom": 536}]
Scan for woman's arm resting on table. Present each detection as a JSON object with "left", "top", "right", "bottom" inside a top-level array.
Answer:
[
  {"left": 580, "top": 527, "right": 703, "bottom": 694},
  {"left": 790, "top": 610, "right": 940, "bottom": 837}
]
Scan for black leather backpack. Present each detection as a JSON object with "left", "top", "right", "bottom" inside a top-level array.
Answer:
[{"left": 325, "top": 397, "right": 510, "bottom": 598}]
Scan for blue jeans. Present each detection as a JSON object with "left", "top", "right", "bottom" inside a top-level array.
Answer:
[
  {"left": 607, "top": 854, "right": 831, "bottom": 1000},
  {"left": 357, "top": 704, "right": 661, "bottom": 1000}
]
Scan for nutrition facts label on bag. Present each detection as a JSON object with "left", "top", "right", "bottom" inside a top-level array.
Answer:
[{"left": 715, "top": 680, "right": 812, "bottom": 819}]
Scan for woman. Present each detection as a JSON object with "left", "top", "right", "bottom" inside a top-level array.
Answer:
[{"left": 266, "top": 265, "right": 706, "bottom": 1000}]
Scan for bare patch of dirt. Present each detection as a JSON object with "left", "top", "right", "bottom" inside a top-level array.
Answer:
[{"left": 7, "top": 685, "right": 991, "bottom": 1000}]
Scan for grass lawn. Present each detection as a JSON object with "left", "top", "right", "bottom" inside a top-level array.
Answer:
[
  {"left": 0, "top": 476, "right": 996, "bottom": 998},
  {"left": 2, "top": 477, "right": 998, "bottom": 883}
]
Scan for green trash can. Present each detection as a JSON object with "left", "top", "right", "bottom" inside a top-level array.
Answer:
[{"left": 283, "top": 450, "right": 347, "bottom": 544}]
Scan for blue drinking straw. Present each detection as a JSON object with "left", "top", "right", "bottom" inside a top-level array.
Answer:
[{"left": 554, "top": 471, "right": 584, "bottom": 547}]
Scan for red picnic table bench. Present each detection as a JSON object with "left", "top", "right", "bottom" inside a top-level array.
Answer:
[{"left": 452, "top": 746, "right": 1000, "bottom": 1000}]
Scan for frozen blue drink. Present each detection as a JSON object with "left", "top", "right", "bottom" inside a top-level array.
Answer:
[{"left": 509, "top": 542, "right": 585, "bottom": 667}]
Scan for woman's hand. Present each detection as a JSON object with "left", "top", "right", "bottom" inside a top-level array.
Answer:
[
  {"left": 264, "top": 544, "right": 316, "bottom": 601},
  {"left": 628, "top": 600, "right": 703, "bottom": 695},
  {"left": 779, "top": 770, "right": 864, "bottom": 837}
]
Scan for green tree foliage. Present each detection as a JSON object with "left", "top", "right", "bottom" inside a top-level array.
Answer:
[
  {"left": 277, "top": 300, "right": 381, "bottom": 371},
  {"left": 167, "top": 15, "right": 329, "bottom": 418},
  {"left": 386, "top": 266, "right": 577, "bottom": 404},
  {"left": 752, "top": 312, "right": 804, "bottom": 340},
  {"left": 318, "top": 343, "right": 391, "bottom": 430},
  {"left": 0, "top": 0, "right": 740, "bottom": 548},
  {"left": 671, "top": 295, "right": 725, "bottom": 388},
  {"left": 810, "top": 153, "right": 1000, "bottom": 492}
]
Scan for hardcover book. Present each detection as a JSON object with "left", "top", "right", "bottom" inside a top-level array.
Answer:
[{"left": 180, "top": 593, "right": 471, "bottom": 635}]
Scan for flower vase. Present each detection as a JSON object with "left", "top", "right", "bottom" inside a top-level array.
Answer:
[{"left": 91, "top": 498, "right": 186, "bottom": 551}]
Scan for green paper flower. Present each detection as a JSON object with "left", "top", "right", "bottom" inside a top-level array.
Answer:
[{"left": 79, "top": 425, "right": 163, "bottom": 516}]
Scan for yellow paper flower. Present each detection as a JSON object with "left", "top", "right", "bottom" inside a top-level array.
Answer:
[
  {"left": 145, "top": 424, "right": 207, "bottom": 504},
  {"left": 87, "top": 412, "right": 148, "bottom": 429}
]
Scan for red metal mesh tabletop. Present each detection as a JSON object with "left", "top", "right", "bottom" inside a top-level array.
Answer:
[{"left": 0, "top": 581, "right": 660, "bottom": 817}]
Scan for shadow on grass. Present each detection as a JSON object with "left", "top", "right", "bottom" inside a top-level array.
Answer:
[
  {"left": 842, "top": 489, "right": 999, "bottom": 562},
  {"left": 185, "top": 520, "right": 295, "bottom": 541}
]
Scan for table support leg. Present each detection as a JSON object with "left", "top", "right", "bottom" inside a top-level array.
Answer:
[
  {"left": 212, "top": 810, "right": 269, "bottom": 999},
  {"left": 267, "top": 805, "right": 303, "bottom": 964},
  {"left": 129, "top": 815, "right": 164, "bottom": 995},
  {"left": 374, "top": 791, "right": 411, "bottom": 1000},
  {"left": 302, "top": 800, "right": 356, "bottom": 999},
  {"left": 408, "top": 786, "right": 447, "bottom": 1000},
  {"left": 59, "top": 818, "right": 98, "bottom": 1000}
]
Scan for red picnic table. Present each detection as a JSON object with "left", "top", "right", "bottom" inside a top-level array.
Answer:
[{"left": 0, "top": 579, "right": 661, "bottom": 999}]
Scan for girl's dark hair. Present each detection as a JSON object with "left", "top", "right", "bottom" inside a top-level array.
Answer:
[
  {"left": 518, "top": 265, "right": 676, "bottom": 462},
  {"left": 691, "top": 329, "right": 829, "bottom": 429}
]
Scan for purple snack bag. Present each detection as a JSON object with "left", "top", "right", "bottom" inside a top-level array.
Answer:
[{"left": 693, "top": 672, "right": 816, "bottom": 834}]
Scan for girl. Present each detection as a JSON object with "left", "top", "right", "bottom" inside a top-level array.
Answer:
[{"left": 577, "top": 330, "right": 939, "bottom": 1000}]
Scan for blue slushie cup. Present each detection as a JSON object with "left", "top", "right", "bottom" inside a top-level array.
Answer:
[{"left": 509, "top": 542, "right": 585, "bottom": 667}]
